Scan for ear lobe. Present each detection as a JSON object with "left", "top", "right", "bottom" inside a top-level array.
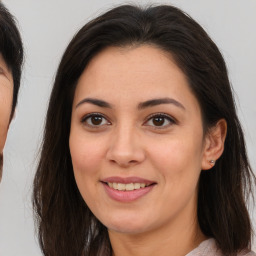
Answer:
[{"left": 201, "top": 119, "right": 227, "bottom": 170}]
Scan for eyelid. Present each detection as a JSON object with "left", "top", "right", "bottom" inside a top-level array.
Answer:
[
  {"left": 81, "top": 112, "right": 111, "bottom": 127},
  {"left": 80, "top": 112, "right": 176, "bottom": 129},
  {"left": 143, "top": 113, "right": 176, "bottom": 128}
]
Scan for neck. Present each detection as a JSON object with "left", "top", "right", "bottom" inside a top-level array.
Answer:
[{"left": 109, "top": 210, "right": 206, "bottom": 256}]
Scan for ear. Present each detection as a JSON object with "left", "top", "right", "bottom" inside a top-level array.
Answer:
[{"left": 201, "top": 119, "right": 227, "bottom": 170}]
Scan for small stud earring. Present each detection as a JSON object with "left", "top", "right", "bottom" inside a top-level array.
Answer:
[{"left": 209, "top": 160, "right": 215, "bottom": 165}]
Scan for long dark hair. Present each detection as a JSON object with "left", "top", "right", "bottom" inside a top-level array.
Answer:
[
  {"left": 0, "top": 2, "right": 23, "bottom": 118},
  {"left": 33, "top": 4, "right": 255, "bottom": 256}
]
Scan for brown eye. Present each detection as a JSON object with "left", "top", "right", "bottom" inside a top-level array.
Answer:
[
  {"left": 91, "top": 116, "right": 103, "bottom": 125},
  {"left": 145, "top": 114, "right": 175, "bottom": 128},
  {"left": 152, "top": 117, "right": 165, "bottom": 126},
  {"left": 82, "top": 114, "right": 110, "bottom": 127}
]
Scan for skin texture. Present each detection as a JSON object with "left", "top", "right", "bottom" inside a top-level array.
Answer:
[
  {"left": 0, "top": 54, "right": 13, "bottom": 181},
  {"left": 69, "top": 45, "right": 226, "bottom": 256}
]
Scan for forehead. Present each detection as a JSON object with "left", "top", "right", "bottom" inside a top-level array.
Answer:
[
  {"left": 74, "top": 45, "right": 200, "bottom": 110},
  {"left": 78, "top": 46, "right": 183, "bottom": 93}
]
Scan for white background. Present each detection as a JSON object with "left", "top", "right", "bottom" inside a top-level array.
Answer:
[{"left": 0, "top": 0, "right": 255, "bottom": 255}]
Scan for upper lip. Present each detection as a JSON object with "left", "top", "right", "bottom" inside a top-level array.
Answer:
[{"left": 101, "top": 176, "right": 156, "bottom": 185}]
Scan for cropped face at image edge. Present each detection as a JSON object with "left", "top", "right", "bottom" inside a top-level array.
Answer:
[
  {"left": 69, "top": 45, "right": 222, "bottom": 237},
  {"left": 0, "top": 54, "right": 13, "bottom": 180}
]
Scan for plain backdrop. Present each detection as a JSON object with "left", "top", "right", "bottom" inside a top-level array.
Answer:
[{"left": 0, "top": 0, "right": 255, "bottom": 255}]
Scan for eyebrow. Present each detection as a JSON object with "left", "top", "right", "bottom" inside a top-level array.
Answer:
[
  {"left": 76, "top": 98, "right": 112, "bottom": 108},
  {"left": 138, "top": 98, "right": 185, "bottom": 110},
  {"left": 76, "top": 97, "right": 185, "bottom": 111}
]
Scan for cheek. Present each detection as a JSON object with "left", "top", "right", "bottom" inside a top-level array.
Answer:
[
  {"left": 69, "top": 133, "right": 101, "bottom": 204},
  {"left": 0, "top": 126, "right": 8, "bottom": 153},
  {"left": 0, "top": 88, "right": 12, "bottom": 151},
  {"left": 146, "top": 137, "right": 203, "bottom": 220},
  {"left": 151, "top": 137, "right": 202, "bottom": 165},
  {"left": 69, "top": 128, "right": 111, "bottom": 202},
  {"left": 148, "top": 134, "right": 203, "bottom": 188},
  {"left": 69, "top": 135, "right": 103, "bottom": 176},
  {"left": 69, "top": 130, "right": 114, "bottom": 217}
]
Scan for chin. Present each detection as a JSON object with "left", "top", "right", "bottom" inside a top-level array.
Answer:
[
  {"left": 108, "top": 224, "right": 147, "bottom": 235},
  {"left": 100, "top": 213, "right": 150, "bottom": 234}
]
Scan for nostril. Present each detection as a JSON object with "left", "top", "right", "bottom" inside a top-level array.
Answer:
[
  {"left": 106, "top": 142, "right": 146, "bottom": 167},
  {"left": 108, "top": 159, "right": 139, "bottom": 168}
]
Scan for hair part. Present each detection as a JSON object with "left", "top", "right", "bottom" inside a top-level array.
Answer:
[{"left": 33, "top": 4, "right": 255, "bottom": 256}]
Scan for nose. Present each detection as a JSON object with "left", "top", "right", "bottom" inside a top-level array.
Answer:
[{"left": 106, "top": 125, "right": 146, "bottom": 168}]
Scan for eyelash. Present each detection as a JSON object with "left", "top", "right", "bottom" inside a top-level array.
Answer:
[
  {"left": 81, "top": 112, "right": 176, "bottom": 129},
  {"left": 81, "top": 113, "right": 110, "bottom": 128},
  {"left": 143, "top": 113, "right": 176, "bottom": 129}
]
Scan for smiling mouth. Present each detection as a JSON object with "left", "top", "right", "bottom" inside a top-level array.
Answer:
[
  {"left": 102, "top": 178, "right": 156, "bottom": 202},
  {"left": 106, "top": 182, "right": 151, "bottom": 191}
]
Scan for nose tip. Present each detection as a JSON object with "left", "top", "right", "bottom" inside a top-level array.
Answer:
[
  {"left": 106, "top": 131, "right": 145, "bottom": 167},
  {"left": 108, "top": 158, "right": 139, "bottom": 168},
  {"left": 106, "top": 144, "right": 145, "bottom": 167}
]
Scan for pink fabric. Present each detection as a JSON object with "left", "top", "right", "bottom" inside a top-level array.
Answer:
[{"left": 186, "top": 238, "right": 256, "bottom": 256}]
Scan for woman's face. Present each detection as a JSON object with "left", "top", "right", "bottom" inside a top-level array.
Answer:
[
  {"left": 69, "top": 45, "right": 209, "bottom": 235},
  {"left": 0, "top": 54, "right": 13, "bottom": 180}
]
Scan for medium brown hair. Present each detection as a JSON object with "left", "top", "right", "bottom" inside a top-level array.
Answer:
[{"left": 33, "top": 4, "right": 255, "bottom": 256}]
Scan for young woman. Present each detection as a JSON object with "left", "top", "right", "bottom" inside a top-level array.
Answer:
[
  {"left": 0, "top": 2, "right": 23, "bottom": 181},
  {"left": 33, "top": 4, "right": 256, "bottom": 256}
]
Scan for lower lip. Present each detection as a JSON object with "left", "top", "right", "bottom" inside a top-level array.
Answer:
[{"left": 102, "top": 183, "right": 155, "bottom": 202}]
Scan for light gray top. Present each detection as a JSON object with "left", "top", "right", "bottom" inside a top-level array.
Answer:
[{"left": 186, "top": 238, "right": 256, "bottom": 256}]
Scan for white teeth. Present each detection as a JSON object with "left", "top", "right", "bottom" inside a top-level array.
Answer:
[
  {"left": 117, "top": 183, "right": 125, "bottom": 190},
  {"left": 107, "top": 182, "right": 148, "bottom": 191},
  {"left": 125, "top": 183, "right": 134, "bottom": 191},
  {"left": 113, "top": 183, "right": 118, "bottom": 189},
  {"left": 134, "top": 183, "right": 140, "bottom": 189}
]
